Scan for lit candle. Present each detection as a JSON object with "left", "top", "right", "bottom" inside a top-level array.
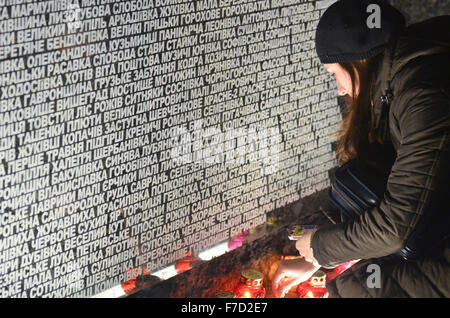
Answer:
[
  {"left": 174, "top": 252, "right": 202, "bottom": 274},
  {"left": 296, "top": 270, "right": 328, "bottom": 298},
  {"left": 305, "top": 291, "right": 314, "bottom": 298},
  {"left": 121, "top": 267, "right": 155, "bottom": 295},
  {"left": 234, "top": 269, "right": 266, "bottom": 298}
]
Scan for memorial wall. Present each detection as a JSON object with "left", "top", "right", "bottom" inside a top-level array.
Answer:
[{"left": 0, "top": 0, "right": 340, "bottom": 297}]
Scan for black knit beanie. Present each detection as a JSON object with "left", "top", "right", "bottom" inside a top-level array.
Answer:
[{"left": 315, "top": 0, "right": 406, "bottom": 63}]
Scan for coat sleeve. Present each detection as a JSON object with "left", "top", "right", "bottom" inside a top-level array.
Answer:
[{"left": 311, "top": 86, "right": 450, "bottom": 268}]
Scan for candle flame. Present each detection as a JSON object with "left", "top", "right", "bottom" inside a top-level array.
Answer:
[
  {"left": 304, "top": 291, "right": 314, "bottom": 298},
  {"left": 243, "top": 291, "right": 251, "bottom": 298}
]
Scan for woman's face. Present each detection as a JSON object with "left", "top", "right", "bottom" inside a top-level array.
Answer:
[{"left": 324, "top": 63, "right": 359, "bottom": 98}]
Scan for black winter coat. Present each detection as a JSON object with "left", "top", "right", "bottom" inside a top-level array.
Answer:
[{"left": 311, "top": 16, "right": 450, "bottom": 297}]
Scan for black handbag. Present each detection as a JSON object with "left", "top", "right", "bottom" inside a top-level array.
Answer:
[
  {"left": 328, "top": 160, "right": 441, "bottom": 260},
  {"left": 329, "top": 160, "right": 388, "bottom": 224}
]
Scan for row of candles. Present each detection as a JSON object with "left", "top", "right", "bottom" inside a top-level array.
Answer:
[
  {"left": 216, "top": 221, "right": 357, "bottom": 298},
  {"left": 215, "top": 258, "right": 357, "bottom": 298},
  {"left": 119, "top": 219, "right": 357, "bottom": 297},
  {"left": 215, "top": 267, "right": 327, "bottom": 298},
  {"left": 120, "top": 262, "right": 354, "bottom": 298},
  {"left": 120, "top": 222, "right": 271, "bottom": 295},
  {"left": 120, "top": 255, "right": 357, "bottom": 298}
]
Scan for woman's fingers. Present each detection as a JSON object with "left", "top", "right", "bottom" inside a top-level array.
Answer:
[
  {"left": 272, "top": 265, "right": 292, "bottom": 298},
  {"left": 280, "top": 277, "right": 300, "bottom": 298},
  {"left": 272, "top": 263, "right": 300, "bottom": 298},
  {"left": 271, "top": 269, "right": 285, "bottom": 298},
  {"left": 272, "top": 275, "right": 287, "bottom": 298},
  {"left": 273, "top": 275, "right": 302, "bottom": 298},
  {"left": 272, "top": 258, "right": 321, "bottom": 298}
]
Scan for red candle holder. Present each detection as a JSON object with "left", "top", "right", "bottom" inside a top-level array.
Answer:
[
  {"left": 121, "top": 267, "right": 152, "bottom": 295},
  {"left": 234, "top": 269, "right": 266, "bottom": 298},
  {"left": 174, "top": 252, "right": 202, "bottom": 274},
  {"left": 296, "top": 270, "right": 328, "bottom": 298}
]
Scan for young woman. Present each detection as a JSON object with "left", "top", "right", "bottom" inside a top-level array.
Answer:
[{"left": 272, "top": 0, "right": 450, "bottom": 298}]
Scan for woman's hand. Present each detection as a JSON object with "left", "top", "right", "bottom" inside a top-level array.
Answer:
[
  {"left": 295, "top": 229, "right": 320, "bottom": 266},
  {"left": 272, "top": 258, "right": 320, "bottom": 298}
]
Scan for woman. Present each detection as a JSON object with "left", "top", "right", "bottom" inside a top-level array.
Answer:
[{"left": 272, "top": 0, "right": 450, "bottom": 298}]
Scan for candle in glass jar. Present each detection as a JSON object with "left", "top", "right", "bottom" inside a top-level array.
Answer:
[
  {"left": 296, "top": 270, "right": 328, "bottom": 298},
  {"left": 234, "top": 269, "right": 266, "bottom": 298}
]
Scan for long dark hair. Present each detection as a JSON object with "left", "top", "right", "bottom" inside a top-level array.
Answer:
[{"left": 335, "top": 53, "right": 383, "bottom": 164}]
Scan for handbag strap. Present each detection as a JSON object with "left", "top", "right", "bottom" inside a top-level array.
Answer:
[
  {"left": 372, "top": 36, "right": 397, "bottom": 143},
  {"left": 374, "top": 35, "right": 450, "bottom": 142}
]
